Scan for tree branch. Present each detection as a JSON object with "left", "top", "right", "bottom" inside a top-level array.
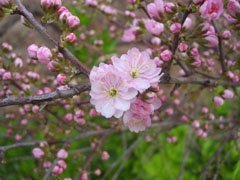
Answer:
[
  {"left": 212, "top": 20, "right": 226, "bottom": 74},
  {"left": 0, "top": 83, "right": 90, "bottom": 107}
]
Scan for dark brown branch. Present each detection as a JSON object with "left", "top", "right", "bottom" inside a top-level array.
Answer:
[
  {"left": 75, "top": 135, "right": 107, "bottom": 180},
  {"left": 0, "top": 128, "right": 116, "bottom": 153},
  {"left": 163, "top": 0, "right": 192, "bottom": 76},
  {"left": 160, "top": 76, "right": 240, "bottom": 87},
  {"left": 0, "top": 83, "right": 90, "bottom": 107},
  {"left": 14, "top": 0, "right": 90, "bottom": 76},
  {"left": 212, "top": 20, "right": 226, "bottom": 74}
]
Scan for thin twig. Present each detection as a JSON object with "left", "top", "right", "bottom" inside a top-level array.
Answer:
[{"left": 14, "top": 0, "right": 90, "bottom": 76}]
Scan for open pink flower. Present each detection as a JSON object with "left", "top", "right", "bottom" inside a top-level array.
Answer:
[
  {"left": 32, "top": 148, "right": 44, "bottom": 158},
  {"left": 123, "top": 97, "right": 154, "bottom": 133},
  {"left": 199, "top": 0, "right": 223, "bottom": 20},
  {"left": 90, "top": 63, "right": 137, "bottom": 118},
  {"left": 112, "top": 48, "right": 162, "bottom": 93}
]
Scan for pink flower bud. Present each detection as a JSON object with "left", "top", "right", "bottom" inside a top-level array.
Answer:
[
  {"left": 81, "top": 172, "right": 88, "bottom": 180},
  {"left": 195, "top": 129, "right": 204, "bottom": 136},
  {"left": 66, "top": 33, "right": 77, "bottom": 43},
  {"left": 151, "top": 37, "right": 161, "bottom": 46},
  {"left": 181, "top": 115, "right": 188, "bottom": 122},
  {"left": 164, "top": 2, "right": 175, "bottom": 13},
  {"left": 192, "top": 120, "right": 200, "bottom": 128},
  {"left": 27, "top": 44, "right": 39, "bottom": 58},
  {"left": 101, "top": 151, "right": 109, "bottom": 160},
  {"left": 183, "top": 17, "right": 192, "bottom": 29},
  {"left": 43, "top": 161, "right": 51, "bottom": 168},
  {"left": 58, "top": 160, "right": 67, "bottom": 169},
  {"left": 59, "top": 11, "right": 72, "bottom": 20},
  {"left": 67, "top": 15, "right": 80, "bottom": 29},
  {"left": 57, "top": 149, "right": 68, "bottom": 159},
  {"left": 170, "top": 23, "right": 181, "bottom": 33},
  {"left": 222, "top": 30, "right": 231, "bottom": 39},
  {"left": 214, "top": 96, "right": 224, "bottom": 106},
  {"left": 227, "top": 0, "right": 240, "bottom": 17},
  {"left": 89, "top": 108, "right": 97, "bottom": 117},
  {"left": 75, "top": 109, "right": 84, "bottom": 117},
  {"left": 201, "top": 107, "right": 208, "bottom": 114},
  {"left": 56, "top": 74, "right": 67, "bottom": 85},
  {"left": 178, "top": 42, "right": 188, "bottom": 52},
  {"left": 232, "top": 75, "right": 239, "bottom": 82},
  {"left": 222, "top": 89, "right": 234, "bottom": 99},
  {"left": 32, "top": 105, "right": 39, "bottom": 113},
  {"left": 128, "top": 0, "right": 136, "bottom": 4},
  {"left": 52, "top": 166, "right": 63, "bottom": 175},
  {"left": 166, "top": 137, "right": 172, "bottom": 143},
  {"left": 14, "top": 58, "right": 23, "bottom": 67},
  {"left": 2, "top": 72, "right": 11, "bottom": 80},
  {"left": 144, "top": 19, "right": 164, "bottom": 36},
  {"left": 94, "top": 169, "right": 101, "bottom": 176},
  {"left": 41, "top": 0, "right": 62, "bottom": 8},
  {"left": 204, "top": 35, "right": 218, "bottom": 47},
  {"left": 0, "top": 68, "right": 6, "bottom": 76},
  {"left": 0, "top": 0, "right": 11, "bottom": 6},
  {"left": 172, "top": 136, "right": 177, "bottom": 143},
  {"left": 65, "top": 113, "right": 73, "bottom": 121},
  {"left": 37, "top": 46, "right": 52, "bottom": 64},
  {"left": 32, "top": 148, "right": 44, "bottom": 158},
  {"left": 174, "top": 99, "right": 180, "bottom": 105},
  {"left": 160, "top": 50, "right": 172, "bottom": 61},
  {"left": 85, "top": 0, "right": 98, "bottom": 6},
  {"left": 166, "top": 108, "right": 174, "bottom": 115},
  {"left": 57, "top": 6, "right": 69, "bottom": 15},
  {"left": 209, "top": 113, "right": 215, "bottom": 120},
  {"left": 47, "top": 60, "right": 58, "bottom": 70}
]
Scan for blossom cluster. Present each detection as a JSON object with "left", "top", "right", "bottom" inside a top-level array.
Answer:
[{"left": 90, "top": 48, "right": 162, "bottom": 132}]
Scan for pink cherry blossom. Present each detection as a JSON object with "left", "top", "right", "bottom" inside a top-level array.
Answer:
[
  {"left": 146, "top": 0, "right": 164, "bottom": 19},
  {"left": 66, "top": 33, "right": 77, "bottom": 43},
  {"left": 199, "top": 0, "right": 223, "bottom": 20},
  {"left": 2, "top": 72, "right": 11, "bottom": 80},
  {"left": 222, "top": 89, "right": 234, "bottom": 99},
  {"left": 0, "top": 0, "right": 10, "bottom": 6},
  {"left": 164, "top": 2, "right": 175, "bottom": 13},
  {"left": 213, "top": 96, "right": 224, "bottom": 106},
  {"left": 37, "top": 46, "right": 52, "bottom": 64},
  {"left": 32, "top": 148, "right": 44, "bottom": 158},
  {"left": 27, "top": 44, "right": 39, "bottom": 58},
  {"left": 160, "top": 49, "right": 172, "bottom": 61},
  {"left": 101, "top": 151, "right": 109, "bottom": 160},
  {"left": 144, "top": 19, "right": 164, "bottom": 36},
  {"left": 85, "top": 0, "right": 98, "bottom": 6},
  {"left": 227, "top": 0, "right": 240, "bottom": 17},
  {"left": 94, "top": 169, "right": 101, "bottom": 176},
  {"left": 123, "top": 97, "right": 155, "bottom": 133},
  {"left": 183, "top": 17, "right": 192, "bottom": 29},
  {"left": 52, "top": 166, "right": 63, "bottom": 175},
  {"left": 14, "top": 58, "right": 23, "bottom": 67},
  {"left": 170, "top": 22, "right": 181, "bottom": 34},
  {"left": 112, "top": 48, "right": 162, "bottom": 93},
  {"left": 90, "top": 63, "right": 137, "bottom": 118},
  {"left": 67, "top": 15, "right": 80, "bottom": 29},
  {"left": 57, "top": 149, "right": 68, "bottom": 159},
  {"left": 222, "top": 30, "right": 231, "bottom": 39},
  {"left": 56, "top": 74, "right": 67, "bottom": 85}
]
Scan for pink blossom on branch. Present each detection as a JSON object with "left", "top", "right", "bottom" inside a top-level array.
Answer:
[
  {"left": 112, "top": 48, "right": 162, "bottom": 93},
  {"left": 89, "top": 63, "right": 137, "bottom": 118},
  {"left": 199, "top": 0, "right": 224, "bottom": 20},
  {"left": 146, "top": 0, "right": 164, "bottom": 19},
  {"left": 37, "top": 46, "right": 52, "bottom": 64}
]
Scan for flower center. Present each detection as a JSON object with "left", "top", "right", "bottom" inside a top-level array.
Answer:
[
  {"left": 109, "top": 87, "right": 118, "bottom": 97},
  {"left": 208, "top": 2, "right": 218, "bottom": 14}
]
